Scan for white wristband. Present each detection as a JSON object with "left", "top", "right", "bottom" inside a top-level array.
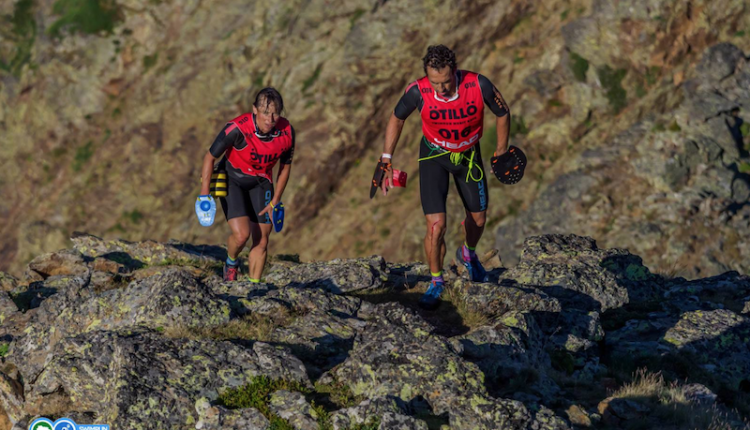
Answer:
[{"left": 381, "top": 153, "right": 392, "bottom": 159}]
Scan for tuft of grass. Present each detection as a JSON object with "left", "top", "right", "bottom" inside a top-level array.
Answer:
[
  {"left": 597, "top": 65, "right": 628, "bottom": 114},
  {"left": 314, "top": 380, "right": 364, "bottom": 409},
  {"left": 0, "top": 0, "right": 37, "bottom": 77},
  {"left": 740, "top": 122, "right": 749, "bottom": 137},
  {"left": 72, "top": 141, "right": 94, "bottom": 172},
  {"left": 301, "top": 64, "right": 323, "bottom": 93},
  {"left": 48, "top": 0, "right": 122, "bottom": 38},
  {"left": 0, "top": 343, "right": 9, "bottom": 357},
  {"left": 569, "top": 52, "right": 589, "bottom": 82},
  {"left": 217, "top": 375, "right": 309, "bottom": 430},
  {"left": 560, "top": 9, "right": 570, "bottom": 20},
  {"left": 164, "top": 311, "right": 290, "bottom": 342},
  {"left": 445, "top": 285, "right": 489, "bottom": 329},
  {"left": 739, "top": 162, "right": 750, "bottom": 174},
  {"left": 668, "top": 121, "right": 681, "bottom": 132},
  {"left": 610, "top": 369, "right": 737, "bottom": 429}
]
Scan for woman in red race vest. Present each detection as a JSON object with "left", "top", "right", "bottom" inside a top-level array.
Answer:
[{"left": 199, "top": 88, "right": 295, "bottom": 282}]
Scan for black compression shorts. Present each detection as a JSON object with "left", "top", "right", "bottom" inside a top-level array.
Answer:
[
  {"left": 419, "top": 138, "right": 489, "bottom": 215},
  {"left": 220, "top": 173, "right": 274, "bottom": 224}
]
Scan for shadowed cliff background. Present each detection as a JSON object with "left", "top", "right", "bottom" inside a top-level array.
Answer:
[{"left": 2, "top": 0, "right": 750, "bottom": 277}]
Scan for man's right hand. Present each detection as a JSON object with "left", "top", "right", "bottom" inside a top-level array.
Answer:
[
  {"left": 380, "top": 160, "right": 394, "bottom": 196},
  {"left": 370, "top": 157, "right": 392, "bottom": 199}
]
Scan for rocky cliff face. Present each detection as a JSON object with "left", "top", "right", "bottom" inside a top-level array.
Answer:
[
  {"left": 0, "top": 234, "right": 748, "bottom": 429},
  {"left": 1, "top": 0, "right": 750, "bottom": 277}
]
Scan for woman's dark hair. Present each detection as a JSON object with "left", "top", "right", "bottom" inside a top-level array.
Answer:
[
  {"left": 422, "top": 45, "right": 457, "bottom": 74},
  {"left": 254, "top": 87, "right": 284, "bottom": 114}
]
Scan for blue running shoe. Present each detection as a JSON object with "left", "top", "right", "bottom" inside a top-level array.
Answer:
[
  {"left": 419, "top": 280, "right": 444, "bottom": 310},
  {"left": 456, "top": 247, "right": 488, "bottom": 282}
]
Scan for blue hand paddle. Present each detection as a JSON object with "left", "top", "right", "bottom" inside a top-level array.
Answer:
[
  {"left": 272, "top": 202, "right": 285, "bottom": 232},
  {"left": 195, "top": 195, "right": 216, "bottom": 227}
]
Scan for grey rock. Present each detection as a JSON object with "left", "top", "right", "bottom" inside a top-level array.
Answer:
[
  {"left": 25, "top": 329, "right": 309, "bottom": 429},
  {"left": 331, "top": 397, "right": 427, "bottom": 430},
  {"left": 195, "top": 397, "right": 270, "bottom": 430},
  {"left": 264, "top": 256, "right": 387, "bottom": 294},
  {"left": 10, "top": 268, "right": 231, "bottom": 384},
  {"left": 663, "top": 309, "right": 750, "bottom": 390},
  {"left": 270, "top": 390, "right": 318, "bottom": 430},
  {"left": 695, "top": 43, "right": 745, "bottom": 83},
  {"left": 504, "top": 234, "right": 656, "bottom": 311}
]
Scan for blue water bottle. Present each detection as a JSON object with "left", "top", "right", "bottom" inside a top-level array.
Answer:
[{"left": 195, "top": 195, "right": 216, "bottom": 227}]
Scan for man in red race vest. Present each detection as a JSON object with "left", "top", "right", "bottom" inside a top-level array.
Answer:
[
  {"left": 378, "top": 45, "right": 510, "bottom": 310},
  {"left": 199, "top": 88, "right": 295, "bottom": 282}
]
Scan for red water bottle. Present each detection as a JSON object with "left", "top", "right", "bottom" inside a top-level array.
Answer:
[{"left": 392, "top": 170, "right": 408, "bottom": 187}]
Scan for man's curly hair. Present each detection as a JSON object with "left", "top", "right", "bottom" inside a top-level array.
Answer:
[{"left": 422, "top": 45, "right": 457, "bottom": 74}]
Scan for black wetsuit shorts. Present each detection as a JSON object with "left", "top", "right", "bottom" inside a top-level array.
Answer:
[
  {"left": 219, "top": 160, "right": 274, "bottom": 224},
  {"left": 419, "top": 138, "right": 489, "bottom": 215}
]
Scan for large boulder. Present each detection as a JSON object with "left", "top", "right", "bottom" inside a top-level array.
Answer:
[
  {"left": 10, "top": 268, "right": 231, "bottom": 384},
  {"left": 504, "top": 234, "right": 656, "bottom": 311},
  {"left": 662, "top": 309, "right": 750, "bottom": 391},
  {"left": 264, "top": 257, "right": 388, "bottom": 294},
  {"left": 23, "top": 329, "right": 309, "bottom": 429},
  {"left": 326, "top": 303, "right": 569, "bottom": 429}
]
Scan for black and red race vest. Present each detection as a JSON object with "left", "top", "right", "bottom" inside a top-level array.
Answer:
[
  {"left": 224, "top": 113, "right": 293, "bottom": 182},
  {"left": 415, "top": 70, "right": 484, "bottom": 152}
]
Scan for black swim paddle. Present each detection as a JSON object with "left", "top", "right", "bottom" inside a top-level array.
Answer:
[
  {"left": 370, "top": 159, "right": 392, "bottom": 199},
  {"left": 490, "top": 146, "right": 527, "bottom": 185}
]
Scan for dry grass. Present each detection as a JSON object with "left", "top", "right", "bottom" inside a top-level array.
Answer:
[
  {"left": 163, "top": 309, "right": 292, "bottom": 342},
  {"left": 609, "top": 369, "right": 741, "bottom": 430}
]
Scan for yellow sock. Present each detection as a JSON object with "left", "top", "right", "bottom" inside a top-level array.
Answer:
[{"left": 249, "top": 278, "right": 260, "bottom": 283}]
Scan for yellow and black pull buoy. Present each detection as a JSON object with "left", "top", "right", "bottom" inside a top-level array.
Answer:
[{"left": 209, "top": 170, "right": 227, "bottom": 197}]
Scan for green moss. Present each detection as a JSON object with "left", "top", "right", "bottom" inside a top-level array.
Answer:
[
  {"left": 254, "top": 71, "right": 266, "bottom": 88},
  {"left": 651, "top": 122, "right": 666, "bottom": 132},
  {"left": 597, "top": 65, "right": 628, "bottom": 113},
  {"left": 0, "top": 343, "right": 8, "bottom": 357},
  {"left": 740, "top": 122, "right": 749, "bottom": 137},
  {"left": 0, "top": 0, "right": 37, "bottom": 77},
  {"left": 313, "top": 380, "right": 363, "bottom": 408},
  {"left": 734, "top": 30, "right": 746, "bottom": 37},
  {"left": 668, "top": 121, "right": 681, "bottom": 132},
  {"left": 635, "top": 84, "right": 646, "bottom": 98},
  {"left": 302, "top": 64, "right": 323, "bottom": 93},
  {"left": 72, "top": 141, "right": 94, "bottom": 172},
  {"left": 550, "top": 349, "right": 575, "bottom": 375},
  {"left": 569, "top": 52, "right": 589, "bottom": 82},
  {"left": 560, "top": 9, "right": 570, "bottom": 20},
  {"left": 143, "top": 53, "right": 158, "bottom": 71},
  {"left": 349, "top": 8, "right": 366, "bottom": 29},
  {"left": 123, "top": 209, "right": 144, "bottom": 224},
  {"left": 739, "top": 162, "right": 750, "bottom": 174},
  {"left": 625, "top": 264, "right": 651, "bottom": 281},
  {"left": 509, "top": 116, "right": 529, "bottom": 138},
  {"left": 48, "top": 0, "right": 121, "bottom": 38}
]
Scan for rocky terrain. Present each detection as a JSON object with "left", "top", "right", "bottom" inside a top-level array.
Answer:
[
  {"left": 0, "top": 233, "right": 748, "bottom": 429},
  {"left": 2, "top": 0, "right": 750, "bottom": 278}
]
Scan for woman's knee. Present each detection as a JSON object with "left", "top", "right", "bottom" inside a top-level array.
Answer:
[{"left": 232, "top": 230, "right": 250, "bottom": 246}]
